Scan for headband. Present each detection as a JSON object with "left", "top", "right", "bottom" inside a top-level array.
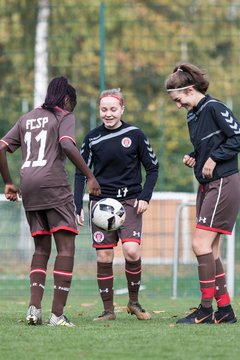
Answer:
[
  {"left": 167, "top": 85, "right": 194, "bottom": 92},
  {"left": 99, "top": 95, "right": 124, "bottom": 105}
]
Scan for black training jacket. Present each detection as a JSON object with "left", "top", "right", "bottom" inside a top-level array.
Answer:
[
  {"left": 187, "top": 94, "right": 240, "bottom": 184},
  {"left": 74, "top": 121, "right": 159, "bottom": 214}
]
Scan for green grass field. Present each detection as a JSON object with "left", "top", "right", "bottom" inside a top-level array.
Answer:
[{"left": 1, "top": 277, "right": 240, "bottom": 360}]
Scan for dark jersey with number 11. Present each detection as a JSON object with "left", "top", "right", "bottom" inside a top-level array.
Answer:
[
  {"left": 74, "top": 121, "right": 159, "bottom": 214},
  {"left": 0, "top": 106, "right": 76, "bottom": 211}
]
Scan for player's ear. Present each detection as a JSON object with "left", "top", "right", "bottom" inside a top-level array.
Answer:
[
  {"left": 63, "top": 95, "right": 69, "bottom": 108},
  {"left": 186, "top": 86, "right": 194, "bottom": 95},
  {"left": 121, "top": 106, "right": 125, "bottom": 114},
  {"left": 64, "top": 95, "right": 75, "bottom": 112}
]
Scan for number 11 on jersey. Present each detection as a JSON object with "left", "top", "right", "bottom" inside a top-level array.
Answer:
[{"left": 21, "top": 130, "right": 47, "bottom": 169}]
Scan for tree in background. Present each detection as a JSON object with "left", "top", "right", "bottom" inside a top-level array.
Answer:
[
  {"left": 34, "top": 0, "right": 50, "bottom": 107},
  {"left": 0, "top": 0, "right": 239, "bottom": 192}
]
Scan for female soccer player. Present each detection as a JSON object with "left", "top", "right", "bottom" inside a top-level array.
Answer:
[
  {"left": 165, "top": 63, "right": 240, "bottom": 324},
  {"left": 0, "top": 76, "right": 100, "bottom": 327},
  {"left": 74, "top": 88, "right": 158, "bottom": 321}
]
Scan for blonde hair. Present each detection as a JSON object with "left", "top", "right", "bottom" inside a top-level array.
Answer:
[{"left": 99, "top": 88, "right": 124, "bottom": 105}]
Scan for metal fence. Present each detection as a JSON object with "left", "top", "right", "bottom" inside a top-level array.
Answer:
[
  {"left": 0, "top": 193, "right": 239, "bottom": 300},
  {"left": 0, "top": 1, "right": 240, "bottom": 299}
]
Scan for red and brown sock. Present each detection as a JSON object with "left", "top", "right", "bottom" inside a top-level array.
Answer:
[
  {"left": 52, "top": 255, "right": 74, "bottom": 317},
  {"left": 215, "top": 257, "right": 230, "bottom": 307},
  {"left": 29, "top": 254, "right": 49, "bottom": 308},
  {"left": 97, "top": 262, "right": 114, "bottom": 311},
  {"left": 197, "top": 253, "right": 216, "bottom": 308},
  {"left": 125, "top": 258, "right": 141, "bottom": 303}
]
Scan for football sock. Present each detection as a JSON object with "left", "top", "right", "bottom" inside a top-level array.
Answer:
[
  {"left": 29, "top": 254, "right": 49, "bottom": 309},
  {"left": 197, "top": 253, "right": 215, "bottom": 308},
  {"left": 97, "top": 262, "right": 114, "bottom": 311},
  {"left": 125, "top": 258, "right": 141, "bottom": 303},
  {"left": 52, "top": 255, "right": 74, "bottom": 317},
  {"left": 215, "top": 257, "right": 230, "bottom": 307}
]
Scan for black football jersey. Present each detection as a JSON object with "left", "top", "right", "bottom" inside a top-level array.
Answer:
[{"left": 187, "top": 95, "right": 240, "bottom": 183}]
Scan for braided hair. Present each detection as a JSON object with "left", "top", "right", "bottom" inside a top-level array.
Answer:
[{"left": 42, "top": 76, "right": 77, "bottom": 112}]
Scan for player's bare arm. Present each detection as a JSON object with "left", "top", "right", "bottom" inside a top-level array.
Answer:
[
  {"left": 60, "top": 138, "right": 101, "bottom": 196},
  {"left": 0, "top": 142, "right": 19, "bottom": 201}
]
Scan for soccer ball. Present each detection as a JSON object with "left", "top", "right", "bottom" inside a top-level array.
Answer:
[{"left": 91, "top": 198, "right": 126, "bottom": 231}]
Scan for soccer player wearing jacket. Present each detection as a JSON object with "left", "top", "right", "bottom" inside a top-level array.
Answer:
[
  {"left": 165, "top": 63, "right": 240, "bottom": 324},
  {"left": 74, "top": 88, "right": 158, "bottom": 321}
]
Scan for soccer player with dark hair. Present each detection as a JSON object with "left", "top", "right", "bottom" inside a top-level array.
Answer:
[
  {"left": 0, "top": 76, "right": 100, "bottom": 327},
  {"left": 165, "top": 63, "right": 240, "bottom": 324},
  {"left": 74, "top": 88, "right": 158, "bottom": 321}
]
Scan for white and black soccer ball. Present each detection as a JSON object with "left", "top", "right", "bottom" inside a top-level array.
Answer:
[{"left": 91, "top": 198, "right": 126, "bottom": 231}]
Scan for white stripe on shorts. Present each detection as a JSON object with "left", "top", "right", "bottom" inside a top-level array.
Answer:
[{"left": 210, "top": 177, "right": 223, "bottom": 228}]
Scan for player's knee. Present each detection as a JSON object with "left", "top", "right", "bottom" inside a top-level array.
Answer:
[
  {"left": 124, "top": 249, "right": 139, "bottom": 262},
  {"left": 59, "top": 247, "right": 75, "bottom": 257},
  {"left": 34, "top": 249, "right": 51, "bottom": 258},
  {"left": 96, "top": 249, "right": 113, "bottom": 263},
  {"left": 192, "top": 240, "right": 210, "bottom": 256},
  {"left": 34, "top": 244, "right": 51, "bottom": 257}
]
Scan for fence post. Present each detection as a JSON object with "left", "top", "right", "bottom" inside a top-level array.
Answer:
[
  {"left": 172, "top": 202, "right": 195, "bottom": 299},
  {"left": 227, "top": 225, "right": 235, "bottom": 298}
]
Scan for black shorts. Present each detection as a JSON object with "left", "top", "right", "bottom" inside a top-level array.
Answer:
[
  {"left": 196, "top": 173, "right": 240, "bottom": 234},
  {"left": 89, "top": 198, "right": 142, "bottom": 249},
  {"left": 25, "top": 201, "right": 78, "bottom": 237}
]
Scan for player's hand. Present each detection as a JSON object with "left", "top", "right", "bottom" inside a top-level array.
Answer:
[
  {"left": 4, "top": 183, "right": 20, "bottom": 202},
  {"left": 202, "top": 157, "right": 216, "bottom": 179},
  {"left": 134, "top": 199, "right": 148, "bottom": 214},
  {"left": 76, "top": 209, "right": 84, "bottom": 226},
  {"left": 87, "top": 177, "right": 101, "bottom": 197},
  {"left": 183, "top": 154, "right": 196, "bottom": 168}
]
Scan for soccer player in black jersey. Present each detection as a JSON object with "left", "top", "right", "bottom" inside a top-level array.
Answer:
[
  {"left": 165, "top": 63, "right": 240, "bottom": 324},
  {"left": 74, "top": 88, "right": 158, "bottom": 320},
  {"left": 0, "top": 77, "right": 100, "bottom": 327}
]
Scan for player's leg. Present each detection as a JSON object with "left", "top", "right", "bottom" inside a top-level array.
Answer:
[
  {"left": 46, "top": 202, "right": 78, "bottom": 327},
  {"left": 48, "top": 229, "right": 75, "bottom": 327},
  {"left": 176, "top": 181, "right": 216, "bottom": 324},
  {"left": 25, "top": 211, "right": 51, "bottom": 325},
  {"left": 94, "top": 249, "right": 115, "bottom": 320},
  {"left": 122, "top": 241, "right": 150, "bottom": 320},
  {"left": 122, "top": 242, "right": 141, "bottom": 302},
  {"left": 177, "top": 176, "right": 239, "bottom": 324},
  {"left": 176, "top": 228, "right": 216, "bottom": 324},
  {"left": 29, "top": 234, "right": 51, "bottom": 306},
  {"left": 211, "top": 174, "right": 239, "bottom": 323},
  {"left": 90, "top": 199, "right": 117, "bottom": 321},
  {"left": 212, "top": 235, "right": 237, "bottom": 323},
  {"left": 120, "top": 199, "right": 150, "bottom": 320}
]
